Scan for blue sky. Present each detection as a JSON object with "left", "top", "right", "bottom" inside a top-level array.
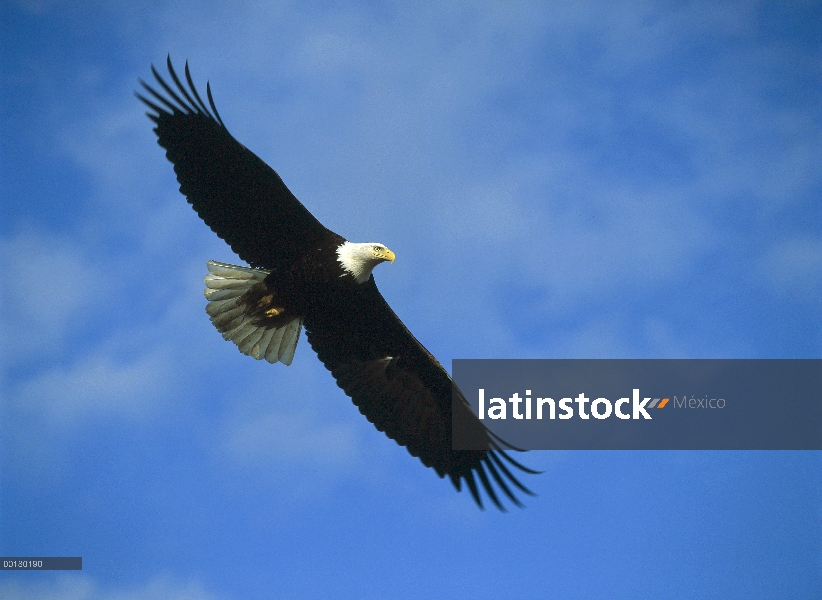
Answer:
[{"left": 2, "top": 1, "right": 821, "bottom": 598}]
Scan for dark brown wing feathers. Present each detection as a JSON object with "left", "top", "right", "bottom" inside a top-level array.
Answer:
[
  {"left": 137, "top": 57, "right": 329, "bottom": 269},
  {"left": 304, "top": 280, "right": 537, "bottom": 509}
]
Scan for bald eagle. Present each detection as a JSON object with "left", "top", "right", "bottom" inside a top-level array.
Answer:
[{"left": 137, "top": 58, "right": 536, "bottom": 509}]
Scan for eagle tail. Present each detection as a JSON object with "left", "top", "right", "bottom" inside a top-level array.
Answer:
[{"left": 203, "top": 260, "right": 303, "bottom": 365}]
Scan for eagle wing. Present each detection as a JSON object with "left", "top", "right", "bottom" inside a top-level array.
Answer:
[
  {"left": 137, "top": 57, "right": 332, "bottom": 269},
  {"left": 305, "top": 280, "right": 537, "bottom": 510}
]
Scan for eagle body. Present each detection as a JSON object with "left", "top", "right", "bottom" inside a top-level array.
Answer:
[{"left": 138, "top": 58, "right": 535, "bottom": 509}]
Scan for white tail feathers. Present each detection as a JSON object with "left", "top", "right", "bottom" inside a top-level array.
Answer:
[{"left": 204, "top": 260, "right": 303, "bottom": 366}]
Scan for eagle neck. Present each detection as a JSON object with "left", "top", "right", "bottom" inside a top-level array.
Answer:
[{"left": 336, "top": 241, "right": 376, "bottom": 284}]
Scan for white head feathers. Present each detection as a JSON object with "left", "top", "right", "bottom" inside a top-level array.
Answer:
[{"left": 336, "top": 242, "right": 396, "bottom": 284}]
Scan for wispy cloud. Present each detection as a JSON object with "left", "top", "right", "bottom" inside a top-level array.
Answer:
[
  {"left": 759, "top": 236, "right": 822, "bottom": 302},
  {"left": 15, "top": 345, "right": 176, "bottom": 426},
  {"left": 221, "top": 409, "right": 360, "bottom": 469},
  {"left": 0, "top": 230, "right": 108, "bottom": 362},
  {"left": 0, "top": 574, "right": 222, "bottom": 600}
]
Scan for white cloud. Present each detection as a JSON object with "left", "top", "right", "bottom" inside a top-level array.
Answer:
[
  {"left": 0, "top": 574, "right": 223, "bottom": 600},
  {"left": 759, "top": 237, "right": 822, "bottom": 302},
  {"left": 221, "top": 409, "right": 360, "bottom": 469},
  {"left": 212, "top": 354, "right": 366, "bottom": 476},
  {"left": 439, "top": 168, "right": 714, "bottom": 309},
  {"left": 297, "top": 32, "right": 373, "bottom": 74},
  {"left": 15, "top": 346, "right": 175, "bottom": 426},
  {"left": 0, "top": 231, "right": 107, "bottom": 362}
]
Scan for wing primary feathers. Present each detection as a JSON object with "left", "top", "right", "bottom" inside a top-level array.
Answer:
[
  {"left": 206, "top": 82, "right": 225, "bottom": 127},
  {"left": 488, "top": 451, "right": 537, "bottom": 497},
  {"left": 138, "top": 58, "right": 222, "bottom": 128},
  {"left": 134, "top": 90, "right": 163, "bottom": 123},
  {"left": 449, "top": 473, "right": 462, "bottom": 492},
  {"left": 148, "top": 63, "right": 192, "bottom": 114},
  {"left": 483, "top": 455, "right": 524, "bottom": 508},
  {"left": 136, "top": 80, "right": 182, "bottom": 116},
  {"left": 475, "top": 462, "right": 505, "bottom": 511},
  {"left": 463, "top": 470, "right": 483, "bottom": 510},
  {"left": 184, "top": 61, "right": 217, "bottom": 121},
  {"left": 165, "top": 56, "right": 205, "bottom": 117},
  {"left": 494, "top": 445, "right": 543, "bottom": 476}
]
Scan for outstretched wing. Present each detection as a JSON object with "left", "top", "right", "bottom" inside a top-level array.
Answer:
[
  {"left": 136, "top": 57, "right": 332, "bottom": 269},
  {"left": 305, "top": 280, "right": 538, "bottom": 510}
]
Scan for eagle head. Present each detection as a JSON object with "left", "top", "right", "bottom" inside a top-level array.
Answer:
[{"left": 336, "top": 241, "right": 395, "bottom": 284}]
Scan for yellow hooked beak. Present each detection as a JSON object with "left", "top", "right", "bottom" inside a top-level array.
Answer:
[{"left": 376, "top": 247, "right": 396, "bottom": 263}]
